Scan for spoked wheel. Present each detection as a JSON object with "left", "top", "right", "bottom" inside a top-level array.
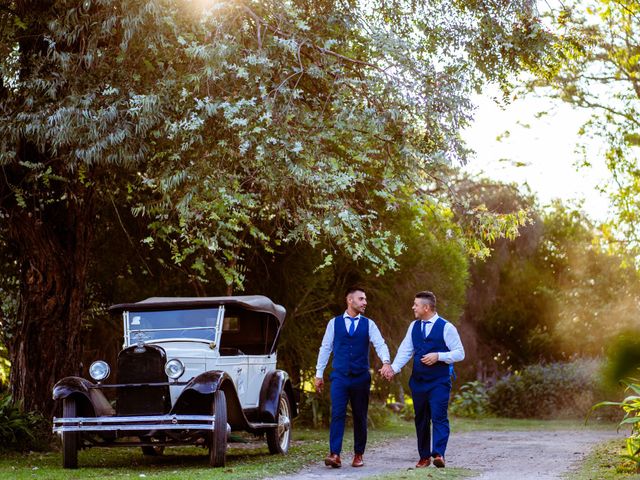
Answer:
[
  {"left": 266, "top": 391, "right": 292, "bottom": 454},
  {"left": 209, "top": 390, "right": 228, "bottom": 467},
  {"left": 62, "top": 398, "right": 78, "bottom": 469}
]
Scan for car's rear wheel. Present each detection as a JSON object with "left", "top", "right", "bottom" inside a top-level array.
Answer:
[
  {"left": 266, "top": 391, "right": 291, "bottom": 454},
  {"left": 62, "top": 397, "right": 78, "bottom": 469},
  {"left": 209, "top": 390, "right": 227, "bottom": 467}
]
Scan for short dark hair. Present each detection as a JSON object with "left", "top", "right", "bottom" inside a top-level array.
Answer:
[
  {"left": 345, "top": 286, "right": 366, "bottom": 297},
  {"left": 415, "top": 291, "right": 436, "bottom": 308}
]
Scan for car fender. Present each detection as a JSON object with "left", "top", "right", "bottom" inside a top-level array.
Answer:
[
  {"left": 258, "top": 370, "right": 298, "bottom": 422},
  {"left": 52, "top": 377, "right": 114, "bottom": 417},
  {"left": 171, "top": 370, "right": 247, "bottom": 430}
]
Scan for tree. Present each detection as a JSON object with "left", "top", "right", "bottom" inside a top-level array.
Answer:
[
  {"left": 0, "top": 0, "right": 554, "bottom": 417},
  {"left": 532, "top": 0, "right": 640, "bottom": 252},
  {"left": 541, "top": 201, "right": 640, "bottom": 357},
  {"left": 457, "top": 184, "right": 640, "bottom": 377}
]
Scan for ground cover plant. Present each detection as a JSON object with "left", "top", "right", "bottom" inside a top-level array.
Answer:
[
  {"left": 0, "top": 392, "right": 49, "bottom": 452},
  {"left": 0, "top": 419, "right": 414, "bottom": 479},
  {"left": 593, "top": 378, "right": 640, "bottom": 474},
  {"left": 0, "top": 415, "right": 616, "bottom": 479},
  {"left": 565, "top": 439, "right": 640, "bottom": 480}
]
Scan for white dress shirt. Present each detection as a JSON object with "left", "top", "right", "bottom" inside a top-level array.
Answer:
[
  {"left": 315, "top": 312, "right": 391, "bottom": 378},
  {"left": 391, "top": 312, "right": 465, "bottom": 374}
]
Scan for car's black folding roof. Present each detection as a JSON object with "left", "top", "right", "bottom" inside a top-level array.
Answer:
[{"left": 109, "top": 295, "right": 286, "bottom": 325}]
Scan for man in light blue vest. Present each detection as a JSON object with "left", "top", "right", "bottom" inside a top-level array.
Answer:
[
  {"left": 314, "top": 286, "right": 391, "bottom": 468},
  {"left": 381, "top": 291, "right": 464, "bottom": 468}
]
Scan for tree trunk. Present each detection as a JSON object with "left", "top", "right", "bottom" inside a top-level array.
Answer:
[{"left": 7, "top": 198, "right": 93, "bottom": 418}]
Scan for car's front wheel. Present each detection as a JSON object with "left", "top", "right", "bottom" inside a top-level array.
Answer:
[
  {"left": 62, "top": 397, "right": 78, "bottom": 469},
  {"left": 209, "top": 390, "right": 228, "bottom": 467},
  {"left": 266, "top": 391, "right": 292, "bottom": 454}
]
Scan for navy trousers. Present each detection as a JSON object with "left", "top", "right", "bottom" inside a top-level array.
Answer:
[
  {"left": 329, "top": 372, "right": 371, "bottom": 455},
  {"left": 411, "top": 377, "right": 451, "bottom": 459}
]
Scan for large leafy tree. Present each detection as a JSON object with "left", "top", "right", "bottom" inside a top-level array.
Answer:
[
  {"left": 533, "top": 0, "right": 640, "bottom": 251},
  {"left": 458, "top": 184, "right": 640, "bottom": 376},
  {"left": 0, "top": 0, "right": 553, "bottom": 417}
]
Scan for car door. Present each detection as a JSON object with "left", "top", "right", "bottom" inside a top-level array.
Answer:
[
  {"left": 209, "top": 354, "right": 248, "bottom": 405},
  {"left": 245, "top": 355, "right": 277, "bottom": 407}
]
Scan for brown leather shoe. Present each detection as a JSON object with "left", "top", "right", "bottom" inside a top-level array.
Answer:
[
  {"left": 324, "top": 453, "right": 342, "bottom": 468},
  {"left": 415, "top": 457, "right": 431, "bottom": 468},
  {"left": 433, "top": 455, "right": 445, "bottom": 468},
  {"left": 352, "top": 453, "right": 364, "bottom": 467}
]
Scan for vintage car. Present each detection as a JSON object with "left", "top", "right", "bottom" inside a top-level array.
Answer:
[{"left": 52, "top": 295, "right": 297, "bottom": 468}]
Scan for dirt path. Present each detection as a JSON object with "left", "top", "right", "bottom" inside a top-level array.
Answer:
[{"left": 264, "top": 429, "right": 621, "bottom": 480}]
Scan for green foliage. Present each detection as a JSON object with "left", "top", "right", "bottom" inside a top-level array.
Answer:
[
  {"left": 295, "top": 390, "right": 329, "bottom": 428},
  {"left": 460, "top": 197, "right": 640, "bottom": 376},
  {"left": 602, "top": 332, "right": 640, "bottom": 390},
  {"left": 592, "top": 378, "right": 640, "bottom": 473},
  {"left": 0, "top": 246, "right": 16, "bottom": 388},
  {"left": 295, "top": 391, "right": 389, "bottom": 429},
  {"left": 487, "top": 360, "right": 604, "bottom": 419},
  {"left": 0, "top": 393, "right": 49, "bottom": 452},
  {"left": 542, "top": 203, "right": 640, "bottom": 358},
  {"left": 566, "top": 438, "right": 640, "bottom": 480},
  {"left": 450, "top": 381, "right": 491, "bottom": 418},
  {"left": 0, "top": 344, "right": 9, "bottom": 388},
  {"left": 0, "top": 0, "right": 559, "bottom": 416},
  {"left": 366, "top": 402, "right": 392, "bottom": 429},
  {"left": 0, "top": 0, "right": 558, "bottom": 289},
  {"left": 532, "top": 0, "right": 640, "bottom": 255}
]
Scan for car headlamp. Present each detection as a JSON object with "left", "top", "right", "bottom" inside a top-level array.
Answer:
[
  {"left": 164, "top": 359, "right": 185, "bottom": 380},
  {"left": 89, "top": 360, "right": 111, "bottom": 382}
]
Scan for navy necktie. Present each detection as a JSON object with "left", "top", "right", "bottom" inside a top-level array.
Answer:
[
  {"left": 422, "top": 320, "right": 431, "bottom": 339},
  {"left": 348, "top": 317, "right": 356, "bottom": 336}
]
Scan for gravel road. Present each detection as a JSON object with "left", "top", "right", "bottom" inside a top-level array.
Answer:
[{"left": 263, "top": 428, "right": 621, "bottom": 480}]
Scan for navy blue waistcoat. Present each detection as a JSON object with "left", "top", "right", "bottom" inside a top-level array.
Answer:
[
  {"left": 331, "top": 315, "right": 370, "bottom": 378},
  {"left": 410, "top": 317, "right": 450, "bottom": 386}
]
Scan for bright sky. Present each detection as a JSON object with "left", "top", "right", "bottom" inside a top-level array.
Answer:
[{"left": 461, "top": 87, "right": 612, "bottom": 222}]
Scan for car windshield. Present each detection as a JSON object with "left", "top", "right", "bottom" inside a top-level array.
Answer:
[{"left": 126, "top": 308, "right": 219, "bottom": 343}]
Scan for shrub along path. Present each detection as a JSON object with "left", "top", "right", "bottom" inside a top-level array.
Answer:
[{"left": 263, "top": 428, "right": 622, "bottom": 480}]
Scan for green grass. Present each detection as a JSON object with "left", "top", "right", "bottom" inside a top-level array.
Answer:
[
  {"left": 0, "top": 416, "right": 619, "bottom": 479},
  {"left": 451, "top": 416, "right": 618, "bottom": 432},
  {"left": 367, "top": 468, "right": 473, "bottom": 480},
  {"left": 0, "top": 420, "right": 415, "bottom": 480},
  {"left": 564, "top": 439, "right": 640, "bottom": 480}
]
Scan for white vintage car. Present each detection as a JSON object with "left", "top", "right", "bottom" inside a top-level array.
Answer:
[{"left": 52, "top": 295, "right": 297, "bottom": 469}]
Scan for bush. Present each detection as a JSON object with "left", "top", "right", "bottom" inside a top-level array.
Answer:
[
  {"left": 295, "top": 390, "right": 330, "bottom": 427},
  {"left": 295, "top": 390, "right": 391, "bottom": 429},
  {"left": 602, "top": 331, "right": 640, "bottom": 390},
  {"left": 450, "top": 381, "right": 491, "bottom": 418},
  {"left": 0, "top": 393, "right": 50, "bottom": 452},
  {"left": 487, "top": 359, "right": 605, "bottom": 419}
]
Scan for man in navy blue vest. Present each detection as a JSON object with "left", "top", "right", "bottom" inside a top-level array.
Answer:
[
  {"left": 314, "top": 286, "right": 391, "bottom": 468},
  {"left": 381, "top": 291, "right": 464, "bottom": 468}
]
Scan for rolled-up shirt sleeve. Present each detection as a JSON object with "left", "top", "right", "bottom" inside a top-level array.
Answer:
[
  {"left": 438, "top": 323, "right": 465, "bottom": 364},
  {"left": 315, "top": 319, "right": 335, "bottom": 378},
  {"left": 368, "top": 320, "right": 390, "bottom": 364}
]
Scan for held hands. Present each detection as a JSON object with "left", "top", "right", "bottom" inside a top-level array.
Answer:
[
  {"left": 314, "top": 377, "right": 324, "bottom": 393},
  {"left": 378, "top": 363, "right": 395, "bottom": 381},
  {"left": 420, "top": 352, "right": 439, "bottom": 366}
]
